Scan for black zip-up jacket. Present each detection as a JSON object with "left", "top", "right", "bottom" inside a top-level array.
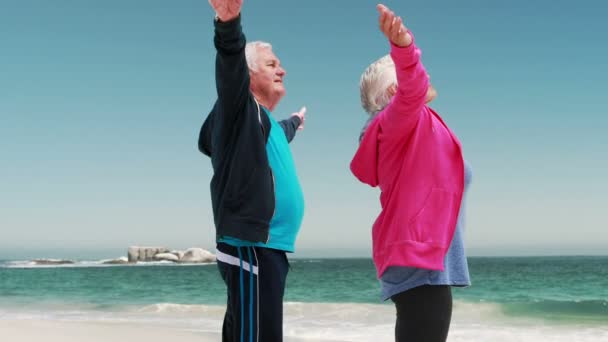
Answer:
[{"left": 198, "top": 16, "right": 301, "bottom": 243}]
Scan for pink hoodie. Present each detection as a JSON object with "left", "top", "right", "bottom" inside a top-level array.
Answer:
[{"left": 350, "top": 39, "right": 465, "bottom": 278}]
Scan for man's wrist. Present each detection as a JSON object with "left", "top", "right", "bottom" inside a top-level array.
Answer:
[
  {"left": 214, "top": 13, "right": 240, "bottom": 23},
  {"left": 292, "top": 115, "right": 303, "bottom": 126}
]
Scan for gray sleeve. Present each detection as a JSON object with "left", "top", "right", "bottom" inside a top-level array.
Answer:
[{"left": 278, "top": 116, "right": 302, "bottom": 143}]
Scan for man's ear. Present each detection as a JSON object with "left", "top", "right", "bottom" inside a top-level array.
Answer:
[
  {"left": 387, "top": 83, "right": 398, "bottom": 97},
  {"left": 248, "top": 69, "right": 257, "bottom": 88}
]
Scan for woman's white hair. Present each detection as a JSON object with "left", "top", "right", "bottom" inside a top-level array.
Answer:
[
  {"left": 359, "top": 55, "right": 397, "bottom": 116},
  {"left": 245, "top": 41, "right": 272, "bottom": 71}
]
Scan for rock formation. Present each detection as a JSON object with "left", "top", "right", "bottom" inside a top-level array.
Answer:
[
  {"left": 127, "top": 246, "right": 170, "bottom": 262},
  {"left": 127, "top": 246, "right": 215, "bottom": 264}
]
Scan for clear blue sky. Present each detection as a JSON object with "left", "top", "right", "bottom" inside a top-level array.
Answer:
[{"left": 1, "top": 0, "right": 607, "bottom": 258}]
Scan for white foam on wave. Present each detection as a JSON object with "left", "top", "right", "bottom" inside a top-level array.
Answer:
[
  {"left": 2, "top": 301, "right": 607, "bottom": 341},
  {"left": 1, "top": 260, "right": 114, "bottom": 269},
  {"left": 451, "top": 300, "right": 608, "bottom": 342},
  {"left": 1, "top": 260, "right": 216, "bottom": 269},
  {"left": 282, "top": 302, "right": 394, "bottom": 341},
  {"left": 135, "top": 303, "right": 226, "bottom": 316},
  {"left": 450, "top": 319, "right": 608, "bottom": 342}
]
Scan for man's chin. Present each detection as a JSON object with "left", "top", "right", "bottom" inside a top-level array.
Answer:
[{"left": 275, "top": 86, "right": 286, "bottom": 97}]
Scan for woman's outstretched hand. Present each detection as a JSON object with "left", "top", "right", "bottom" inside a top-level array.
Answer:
[{"left": 377, "top": 4, "right": 412, "bottom": 47}]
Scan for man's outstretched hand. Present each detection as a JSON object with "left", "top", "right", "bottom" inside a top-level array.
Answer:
[
  {"left": 209, "top": 0, "right": 242, "bottom": 22},
  {"left": 291, "top": 107, "right": 306, "bottom": 131}
]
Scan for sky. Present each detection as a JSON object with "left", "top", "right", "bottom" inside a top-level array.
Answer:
[{"left": 1, "top": 0, "right": 607, "bottom": 259}]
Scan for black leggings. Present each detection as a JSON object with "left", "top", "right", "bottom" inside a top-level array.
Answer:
[{"left": 391, "top": 285, "right": 452, "bottom": 342}]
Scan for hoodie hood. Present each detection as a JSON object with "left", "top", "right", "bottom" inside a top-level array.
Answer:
[
  {"left": 198, "top": 107, "right": 215, "bottom": 157},
  {"left": 350, "top": 115, "right": 381, "bottom": 187}
]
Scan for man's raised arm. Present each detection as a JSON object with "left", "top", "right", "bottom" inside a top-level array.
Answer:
[{"left": 210, "top": 0, "right": 250, "bottom": 123}]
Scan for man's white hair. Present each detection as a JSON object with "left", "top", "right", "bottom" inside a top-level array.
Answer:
[
  {"left": 245, "top": 41, "right": 273, "bottom": 71},
  {"left": 359, "top": 55, "right": 397, "bottom": 116}
]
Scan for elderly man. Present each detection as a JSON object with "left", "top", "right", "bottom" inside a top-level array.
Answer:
[{"left": 198, "top": 0, "right": 306, "bottom": 341}]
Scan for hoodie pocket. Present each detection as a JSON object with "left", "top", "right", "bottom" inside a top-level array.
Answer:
[
  {"left": 225, "top": 166, "right": 275, "bottom": 223},
  {"left": 225, "top": 167, "right": 258, "bottom": 207},
  {"left": 408, "top": 187, "right": 459, "bottom": 244}
]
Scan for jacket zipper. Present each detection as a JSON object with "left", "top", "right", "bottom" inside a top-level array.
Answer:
[
  {"left": 255, "top": 98, "right": 275, "bottom": 245},
  {"left": 267, "top": 169, "right": 275, "bottom": 244}
]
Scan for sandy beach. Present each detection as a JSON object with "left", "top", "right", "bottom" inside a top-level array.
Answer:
[
  {"left": 0, "top": 320, "right": 211, "bottom": 342},
  {"left": 4, "top": 317, "right": 608, "bottom": 342},
  {"left": 0, "top": 319, "right": 347, "bottom": 342}
]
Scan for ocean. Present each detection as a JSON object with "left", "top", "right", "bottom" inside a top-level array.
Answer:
[{"left": 1, "top": 256, "right": 607, "bottom": 341}]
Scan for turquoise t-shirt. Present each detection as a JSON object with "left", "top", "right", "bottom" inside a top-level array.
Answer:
[{"left": 220, "top": 110, "right": 305, "bottom": 252}]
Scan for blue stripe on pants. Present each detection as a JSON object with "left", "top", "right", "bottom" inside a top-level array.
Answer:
[{"left": 216, "top": 242, "right": 289, "bottom": 342}]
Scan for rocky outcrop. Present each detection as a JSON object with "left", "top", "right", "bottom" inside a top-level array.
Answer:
[
  {"left": 171, "top": 250, "right": 185, "bottom": 260},
  {"left": 127, "top": 246, "right": 215, "bottom": 264},
  {"left": 154, "top": 253, "right": 179, "bottom": 262},
  {"left": 180, "top": 248, "right": 216, "bottom": 263},
  {"left": 128, "top": 246, "right": 170, "bottom": 262}
]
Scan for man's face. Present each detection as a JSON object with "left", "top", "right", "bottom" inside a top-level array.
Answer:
[{"left": 250, "top": 47, "right": 286, "bottom": 101}]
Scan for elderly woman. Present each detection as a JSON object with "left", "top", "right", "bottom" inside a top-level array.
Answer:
[{"left": 350, "top": 4, "right": 472, "bottom": 342}]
